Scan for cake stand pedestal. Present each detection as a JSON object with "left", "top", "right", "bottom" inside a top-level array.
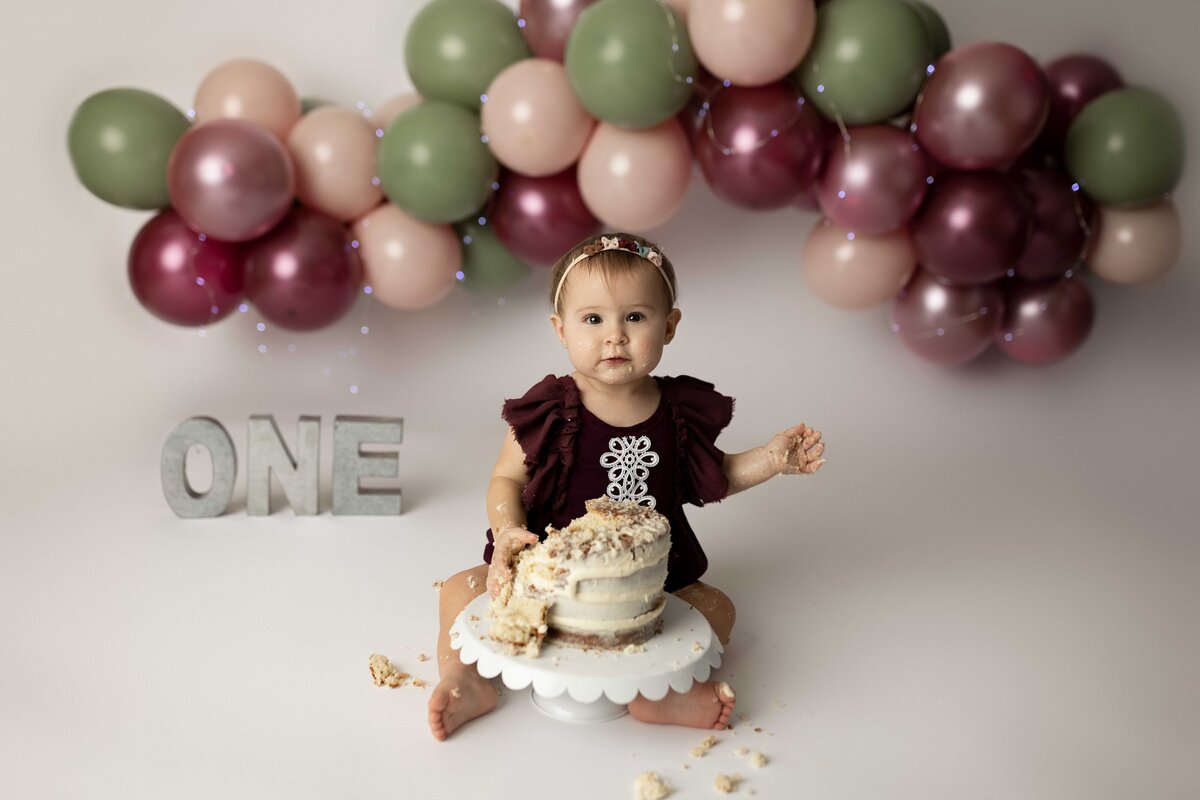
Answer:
[{"left": 450, "top": 593, "right": 723, "bottom": 723}]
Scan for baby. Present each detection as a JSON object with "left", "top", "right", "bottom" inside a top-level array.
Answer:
[{"left": 428, "top": 233, "right": 825, "bottom": 741}]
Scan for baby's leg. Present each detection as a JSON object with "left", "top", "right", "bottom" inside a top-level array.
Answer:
[
  {"left": 627, "top": 582, "right": 737, "bottom": 729},
  {"left": 428, "top": 564, "right": 496, "bottom": 741}
]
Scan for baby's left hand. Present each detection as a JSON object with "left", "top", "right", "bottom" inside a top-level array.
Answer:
[{"left": 767, "top": 423, "right": 826, "bottom": 476}]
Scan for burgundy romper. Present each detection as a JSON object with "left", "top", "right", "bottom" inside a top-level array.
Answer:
[{"left": 482, "top": 374, "right": 735, "bottom": 593}]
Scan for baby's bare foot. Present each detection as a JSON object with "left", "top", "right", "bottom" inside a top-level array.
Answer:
[
  {"left": 427, "top": 672, "right": 497, "bottom": 741},
  {"left": 627, "top": 680, "right": 736, "bottom": 730}
]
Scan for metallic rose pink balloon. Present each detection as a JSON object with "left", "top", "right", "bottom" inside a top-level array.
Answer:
[
  {"left": 519, "top": 0, "right": 599, "bottom": 61},
  {"left": 694, "top": 83, "right": 826, "bottom": 209},
  {"left": 911, "top": 171, "right": 1031, "bottom": 284},
  {"left": 491, "top": 168, "right": 600, "bottom": 267},
  {"left": 243, "top": 208, "right": 363, "bottom": 331},
  {"left": 128, "top": 209, "right": 244, "bottom": 326},
  {"left": 995, "top": 277, "right": 1094, "bottom": 363},
  {"left": 1012, "top": 167, "right": 1094, "bottom": 281},
  {"left": 892, "top": 269, "right": 1004, "bottom": 365},
  {"left": 817, "top": 126, "right": 930, "bottom": 235},
  {"left": 1041, "top": 54, "right": 1123, "bottom": 150},
  {"left": 914, "top": 42, "right": 1050, "bottom": 170},
  {"left": 167, "top": 119, "right": 295, "bottom": 242}
]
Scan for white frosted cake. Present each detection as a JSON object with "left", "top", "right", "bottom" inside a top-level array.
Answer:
[{"left": 489, "top": 497, "right": 671, "bottom": 655}]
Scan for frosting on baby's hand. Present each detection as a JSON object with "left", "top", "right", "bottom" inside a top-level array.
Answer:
[{"left": 768, "top": 423, "right": 826, "bottom": 476}]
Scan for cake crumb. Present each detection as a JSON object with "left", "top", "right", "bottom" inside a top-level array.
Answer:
[
  {"left": 692, "top": 641, "right": 703, "bottom": 652},
  {"left": 733, "top": 747, "right": 749, "bottom": 756},
  {"left": 690, "top": 734, "right": 718, "bottom": 757},
  {"left": 417, "top": 653, "right": 429, "bottom": 662},
  {"left": 753, "top": 727, "right": 762, "bottom": 733},
  {"left": 411, "top": 678, "right": 428, "bottom": 689},
  {"left": 750, "top": 751, "right": 768, "bottom": 768},
  {"left": 623, "top": 642, "right": 646, "bottom": 654},
  {"left": 450, "top": 687, "right": 461, "bottom": 699},
  {"left": 714, "top": 774, "right": 742, "bottom": 794},
  {"left": 681, "top": 764, "right": 689, "bottom": 770},
  {"left": 633, "top": 771, "right": 672, "bottom": 800},
  {"left": 468, "top": 614, "right": 480, "bottom": 622},
  {"left": 367, "top": 654, "right": 410, "bottom": 688},
  {"left": 466, "top": 574, "right": 479, "bottom": 590},
  {"left": 432, "top": 579, "right": 444, "bottom": 590}
]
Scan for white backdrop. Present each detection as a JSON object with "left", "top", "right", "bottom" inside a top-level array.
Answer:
[{"left": 2, "top": 1, "right": 1198, "bottom": 798}]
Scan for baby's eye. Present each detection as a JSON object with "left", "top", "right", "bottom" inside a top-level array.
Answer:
[
  {"left": 626, "top": 312, "right": 646, "bottom": 322},
  {"left": 583, "top": 314, "right": 602, "bottom": 325}
]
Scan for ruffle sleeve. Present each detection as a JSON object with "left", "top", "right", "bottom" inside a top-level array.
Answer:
[
  {"left": 660, "top": 375, "right": 735, "bottom": 506},
  {"left": 501, "top": 374, "right": 581, "bottom": 516}
]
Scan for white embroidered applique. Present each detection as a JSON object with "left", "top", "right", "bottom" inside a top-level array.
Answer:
[{"left": 600, "top": 435, "right": 659, "bottom": 508}]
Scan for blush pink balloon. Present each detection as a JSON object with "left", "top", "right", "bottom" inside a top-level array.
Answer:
[
  {"left": 167, "top": 119, "right": 296, "bottom": 242},
  {"left": 482, "top": 59, "right": 596, "bottom": 177},
  {"left": 817, "top": 126, "right": 930, "bottom": 235},
  {"left": 914, "top": 42, "right": 1050, "bottom": 170},
  {"left": 577, "top": 119, "right": 692, "bottom": 230},
  {"left": 244, "top": 208, "right": 363, "bottom": 330},
  {"left": 287, "top": 106, "right": 383, "bottom": 222},
  {"left": 519, "top": 0, "right": 600, "bottom": 61},
  {"left": 995, "top": 277, "right": 1094, "bottom": 363},
  {"left": 689, "top": 0, "right": 815, "bottom": 87},
  {"left": 491, "top": 168, "right": 600, "bottom": 266},
  {"left": 1012, "top": 167, "right": 1094, "bottom": 281},
  {"left": 694, "top": 83, "right": 826, "bottom": 209},
  {"left": 1041, "top": 54, "right": 1123, "bottom": 150},
  {"left": 892, "top": 269, "right": 1004, "bottom": 365},
  {"left": 372, "top": 93, "right": 422, "bottom": 130},
  {"left": 911, "top": 171, "right": 1031, "bottom": 285},
  {"left": 193, "top": 58, "right": 301, "bottom": 140},
  {"left": 802, "top": 217, "right": 916, "bottom": 310},
  {"left": 1086, "top": 200, "right": 1181, "bottom": 284},
  {"left": 352, "top": 203, "right": 461, "bottom": 310},
  {"left": 128, "top": 209, "right": 244, "bottom": 326}
]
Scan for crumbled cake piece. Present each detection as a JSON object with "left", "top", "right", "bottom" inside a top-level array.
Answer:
[
  {"left": 714, "top": 774, "right": 742, "bottom": 794},
  {"left": 749, "top": 751, "right": 768, "bottom": 768},
  {"left": 466, "top": 574, "right": 479, "bottom": 590},
  {"left": 753, "top": 727, "right": 762, "bottom": 733},
  {"left": 623, "top": 642, "right": 646, "bottom": 654},
  {"left": 417, "top": 653, "right": 429, "bottom": 662},
  {"left": 411, "top": 678, "right": 428, "bottom": 689},
  {"left": 488, "top": 594, "right": 550, "bottom": 657},
  {"left": 468, "top": 614, "right": 480, "bottom": 622},
  {"left": 690, "top": 734, "right": 718, "bottom": 757},
  {"left": 692, "top": 641, "right": 703, "bottom": 652},
  {"left": 633, "top": 771, "right": 672, "bottom": 800},
  {"left": 367, "top": 654, "right": 410, "bottom": 688},
  {"left": 431, "top": 579, "right": 444, "bottom": 590},
  {"left": 733, "top": 747, "right": 749, "bottom": 756},
  {"left": 450, "top": 687, "right": 461, "bottom": 699}
]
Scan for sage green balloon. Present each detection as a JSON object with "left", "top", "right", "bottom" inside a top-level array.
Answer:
[
  {"left": 908, "top": 0, "right": 951, "bottom": 61},
  {"left": 67, "top": 88, "right": 190, "bottom": 209},
  {"left": 1065, "top": 87, "right": 1185, "bottom": 207},
  {"left": 795, "top": 0, "right": 932, "bottom": 125},
  {"left": 457, "top": 218, "right": 530, "bottom": 294},
  {"left": 564, "top": 0, "right": 698, "bottom": 129},
  {"left": 405, "top": 0, "right": 530, "bottom": 110},
  {"left": 378, "top": 101, "right": 498, "bottom": 223}
]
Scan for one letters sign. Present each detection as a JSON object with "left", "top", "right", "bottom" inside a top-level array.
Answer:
[{"left": 161, "top": 415, "right": 403, "bottom": 517}]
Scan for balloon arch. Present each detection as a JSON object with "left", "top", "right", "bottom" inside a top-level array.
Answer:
[{"left": 68, "top": 0, "right": 1185, "bottom": 366}]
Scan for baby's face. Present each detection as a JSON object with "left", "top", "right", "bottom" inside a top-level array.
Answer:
[{"left": 551, "top": 266, "right": 680, "bottom": 388}]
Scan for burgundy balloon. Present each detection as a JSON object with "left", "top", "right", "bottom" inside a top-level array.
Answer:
[
  {"left": 128, "top": 209, "right": 244, "bottom": 326},
  {"left": 1040, "top": 54, "right": 1123, "bottom": 150},
  {"left": 911, "top": 171, "right": 1031, "bottom": 284},
  {"left": 491, "top": 168, "right": 600, "bottom": 267},
  {"left": 167, "top": 119, "right": 295, "bottom": 243},
  {"left": 1012, "top": 167, "right": 1095, "bottom": 281},
  {"left": 914, "top": 42, "right": 1050, "bottom": 170},
  {"left": 694, "top": 82, "right": 826, "bottom": 210},
  {"left": 995, "top": 277, "right": 1094, "bottom": 363},
  {"left": 892, "top": 269, "right": 1004, "bottom": 365},
  {"left": 817, "top": 126, "right": 930, "bottom": 235},
  {"left": 243, "top": 208, "right": 363, "bottom": 331},
  {"left": 519, "top": 0, "right": 599, "bottom": 61}
]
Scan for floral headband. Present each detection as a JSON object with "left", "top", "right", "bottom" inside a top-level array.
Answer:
[{"left": 553, "top": 236, "right": 675, "bottom": 312}]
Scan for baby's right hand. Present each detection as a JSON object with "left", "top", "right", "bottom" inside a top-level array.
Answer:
[{"left": 487, "top": 526, "right": 539, "bottom": 599}]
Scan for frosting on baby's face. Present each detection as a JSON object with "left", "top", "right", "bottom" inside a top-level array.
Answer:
[{"left": 550, "top": 266, "right": 681, "bottom": 390}]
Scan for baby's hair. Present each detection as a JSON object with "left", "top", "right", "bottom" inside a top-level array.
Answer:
[{"left": 549, "top": 232, "right": 678, "bottom": 314}]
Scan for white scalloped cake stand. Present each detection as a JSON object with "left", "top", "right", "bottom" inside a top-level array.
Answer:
[{"left": 450, "top": 592, "right": 724, "bottom": 723}]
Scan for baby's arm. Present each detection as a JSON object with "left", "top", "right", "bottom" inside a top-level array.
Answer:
[
  {"left": 722, "top": 423, "right": 825, "bottom": 498},
  {"left": 485, "top": 427, "right": 539, "bottom": 598}
]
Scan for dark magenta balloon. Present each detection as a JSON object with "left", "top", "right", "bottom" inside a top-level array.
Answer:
[
  {"left": 995, "top": 276, "right": 1094, "bottom": 363},
  {"left": 694, "top": 82, "right": 826, "bottom": 210},
  {"left": 892, "top": 269, "right": 1004, "bottom": 365},
  {"left": 914, "top": 42, "right": 1050, "bottom": 170},
  {"left": 243, "top": 208, "right": 363, "bottom": 331},
  {"left": 491, "top": 168, "right": 600, "bottom": 267},
  {"left": 911, "top": 171, "right": 1032, "bottom": 284},
  {"left": 167, "top": 119, "right": 295, "bottom": 242},
  {"left": 1012, "top": 167, "right": 1095, "bottom": 281},
  {"left": 1041, "top": 54, "right": 1123, "bottom": 150},
  {"left": 128, "top": 209, "right": 244, "bottom": 326},
  {"left": 817, "top": 126, "right": 930, "bottom": 235},
  {"left": 519, "top": 0, "right": 599, "bottom": 61}
]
